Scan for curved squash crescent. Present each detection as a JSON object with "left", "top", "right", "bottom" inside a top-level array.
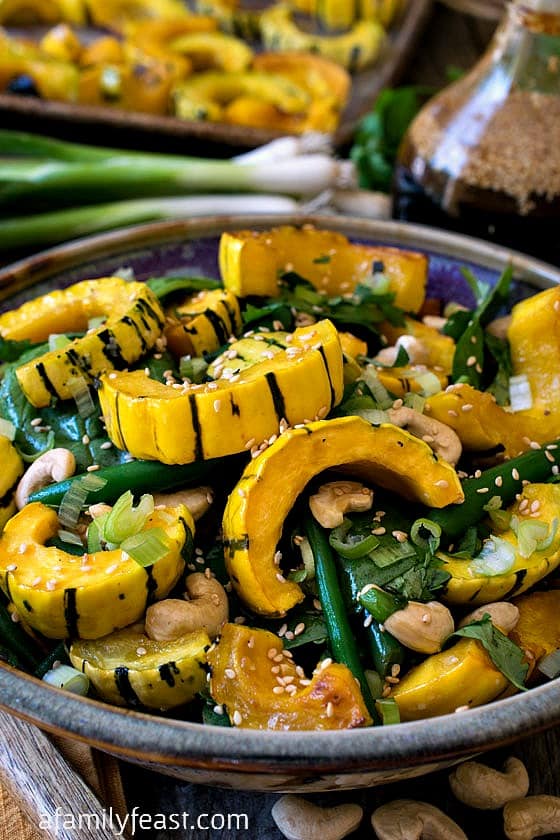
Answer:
[{"left": 223, "top": 416, "right": 464, "bottom": 616}]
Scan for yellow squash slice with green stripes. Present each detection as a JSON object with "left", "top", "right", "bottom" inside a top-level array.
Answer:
[
  {"left": 98, "top": 319, "right": 344, "bottom": 464},
  {"left": 442, "top": 484, "right": 560, "bottom": 606},
  {"left": 164, "top": 288, "right": 242, "bottom": 358},
  {"left": 6, "top": 278, "right": 164, "bottom": 408},
  {"left": 0, "top": 436, "right": 24, "bottom": 534},
  {"left": 218, "top": 225, "right": 428, "bottom": 312},
  {"left": 69, "top": 624, "right": 209, "bottom": 709},
  {"left": 223, "top": 416, "right": 464, "bottom": 616},
  {"left": 0, "top": 502, "right": 194, "bottom": 639}
]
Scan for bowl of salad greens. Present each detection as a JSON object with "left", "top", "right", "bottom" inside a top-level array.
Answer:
[{"left": 1, "top": 213, "right": 560, "bottom": 792}]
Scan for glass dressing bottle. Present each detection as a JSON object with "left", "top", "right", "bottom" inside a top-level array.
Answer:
[{"left": 393, "top": 0, "right": 560, "bottom": 264}]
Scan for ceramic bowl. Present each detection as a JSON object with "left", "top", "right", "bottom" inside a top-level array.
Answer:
[{"left": 1, "top": 215, "right": 559, "bottom": 792}]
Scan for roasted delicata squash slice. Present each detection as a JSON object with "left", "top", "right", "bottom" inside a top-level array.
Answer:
[
  {"left": 391, "top": 638, "right": 511, "bottom": 721},
  {"left": 0, "top": 502, "right": 194, "bottom": 639},
  {"left": 290, "top": 0, "right": 403, "bottom": 29},
  {"left": 0, "top": 0, "right": 85, "bottom": 24},
  {"left": 511, "top": 590, "right": 560, "bottom": 670},
  {"left": 382, "top": 318, "right": 456, "bottom": 375},
  {"left": 426, "top": 383, "right": 535, "bottom": 459},
  {"left": 259, "top": 4, "right": 385, "bottom": 71},
  {"left": 208, "top": 623, "right": 371, "bottom": 729},
  {"left": 169, "top": 31, "right": 253, "bottom": 72},
  {"left": 219, "top": 225, "right": 428, "bottom": 313},
  {"left": 172, "top": 70, "right": 309, "bottom": 121},
  {"left": 69, "top": 623, "right": 209, "bottom": 708},
  {"left": 251, "top": 52, "right": 350, "bottom": 108},
  {"left": 442, "top": 484, "right": 560, "bottom": 606},
  {"left": 5, "top": 278, "right": 164, "bottom": 408},
  {"left": 164, "top": 288, "right": 242, "bottom": 358},
  {"left": 98, "top": 319, "right": 344, "bottom": 464},
  {"left": 508, "top": 286, "right": 560, "bottom": 440},
  {"left": 85, "top": 0, "right": 193, "bottom": 33},
  {"left": 0, "top": 436, "right": 24, "bottom": 534},
  {"left": 223, "top": 416, "right": 464, "bottom": 615}
]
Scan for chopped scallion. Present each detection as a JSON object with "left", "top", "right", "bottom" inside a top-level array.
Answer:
[
  {"left": 538, "top": 649, "right": 560, "bottom": 680},
  {"left": 67, "top": 376, "right": 96, "bottom": 418},
  {"left": 103, "top": 491, "right": 154, "bottom": 545},
  {"left": 470, "top": 536, "right": 516, "bottom": 577},
  {"left": 43, "top": 664, "right": 90, "bottom": 695},
  {"left": 329, "top": 520, "right": 380, "bottom": 560},
  {"left": 376, "top": 697, "right": 400, "bottom": 725},
  {"left": 0, "top": 419, "right": 16, "bottom": 441},
  {"left": 120, "top": 528, "right": 171, "bottom": 567}
]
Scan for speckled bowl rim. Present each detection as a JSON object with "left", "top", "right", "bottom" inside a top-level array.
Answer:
[{"left": 1, "top": 215, "right": 560, "bottom": 776}]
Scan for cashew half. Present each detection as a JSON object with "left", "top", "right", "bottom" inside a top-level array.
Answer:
[
  {"left": 504, "top": 795, "right": 560, "bottom": 840},
  {"left": 449, "top": 757, "right": 529, "bottom": 810},
  {"left": 372, "top": 799, "right": 467, "bottom": 840},
  {"left": 387, "top": 406, "right": 462, "bottom": 466},
  {"left": 384, "top": 601, "right": 455, "bottom": 654},
  {"left": 459, "top": 602, "right": 520, "bottom": 635},
  {"left": 15, "top": 448, "right": 76, "bottom": 509},
  {"left": 271, "top": 795, "right": 362, "bottom": 840},
  {"left": 145, "top": 573, "right": 228, "bottom": 641},
  {"left": 309, "top": 481, "right": 373, "bottom": 529},
  {"left": 153, "top": 486, "right": 213, "bottom": 521},
  {"left": 375, "top": 336, "right": 430, "bottom": 366}
]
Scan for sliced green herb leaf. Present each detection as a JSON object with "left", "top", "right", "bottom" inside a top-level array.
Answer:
[{"left": 452, "top": 615, "right": 528, "bottom": 691}]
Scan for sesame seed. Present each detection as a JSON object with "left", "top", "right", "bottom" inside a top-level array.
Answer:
[
  {"left": 313, "top": 598, "right": 322, "bottom": 611},
  {"left": 285, "top": 684, "right": 297, "bottom": 695},
  {"left": 11, "top": 611, "right": 20, "bottom": 623},
  {"left": 284, "top": 630, "right": 295, "bottom": 641},
  {"left": 100, "top": 441, "right": 112, "bottom": 450},
  {"left": 45, "top": 579, "right": 57, "bottom": 591},
  {"left": 87, "top": 464, "right": 100, "bottom": 472},
  {"left": 455, "top": 705, "right": 470, "bottom": 713},
  {"left": 512, "top": 468, "right": 520, "bottom": 480},
  {"left": 530, "top": 500, "right": 541, "bottom": 513},
  {"left": 475, "top": 364, "right": 483, "bottom": 374},
  {"left": 553, "top": 466, "right": 560, "bottom": 476},
  {"left": 474, "top": 470, "right": 482, "bottom": 478},
  {"left": 294, "top": 622, "right": 305, "bottom": 636},
  {"left": 278, "top": 623, "right": 288, "bottom": 637},
  {"left": 136, "top": 646, "right": 147, "bottom": 656},
  {"left": 435, "top": 480, "right": 449, "bottom": 488},
  {"left": 232, "top": 711, "right": 243, "bottom": 726},
  {"left": 213, "top": 399, "right": 222, "bottom": 413},
  {"left": 495, "top": 476, "right": 503, "bottom": 487},
  {"left": 476, "top": 487, "right": 490, "bottom": 494},
  {"left": 546, "top": 451, "right": 556, "bottom": 463},
  {"left": 276, "top": 573, "right": 286, "bottom": 583},
  {"left": 82, "top": 434, "right": 90, "bottom": 445},
  {"left": 530, "top": 441, "right": 541, "bottom": 450},
  {"left": 244, "top": 438, "right": 256, "bottom": 450},
  {"left": 267, "top": 648, "right": 278, "bottom": 659},
  {"left": 382, "top": 686, "right": 392, "bottom": 698},
  {"left": 391, "top": 664, "right": 401, "bottom": 677},
  {"left": 392, "top": 530, "right": 408, "bottom": 543},
  {"left": 326, "top": 702, "right": 334, "bottom": 718},
  {"left": 237, "top": 488, "right": 246, "bottom": 498},
  {"left": 448, "top": 409, "right": 459, "bottom": 417},
  {"left": 320, "top": 658, "right": 333, "bottom": 670},
  {"left": 30, "top": 417, "right": 43, "bottom": 427},
  {"left": 234, "top": 616, "right": 246, "bottom": 624},
  {"left": 224, "top": 668, "right": 236, "bottom": 679},
  {"left": 31, "top": 576, "right": 42, "bottom": 587},
  {"left": 6, "top": 564, "right": 17, "bottom": 571},
  {"left": 385, "top": 676, "right": 399, "bottom": 685},
  {"left": 271, "top": 665, "right": 280, "bottom": 674},
  {"left": 466, "top": 355, "right": 477, "bottom": 367},
  {"left": 272, "top": 686, "right": 285, "bottom": 695},
  {"left": 213, "top": 705, "right": 224, "bottom": 715},
  {"left": 105, "top": 564, "right": 118, "bottom": 574},
  {"left": 372, "top": 527, "right": 386, "bottom": 536},
  {"left": 461, "top": 404, "right": 473, "bottom": 412},
  {"left": 363, "top": 614, "right": 373, "bottom": 628}
]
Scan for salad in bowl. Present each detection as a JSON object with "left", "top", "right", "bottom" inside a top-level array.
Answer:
[{"left": 0, "top": 221, "right": 559, "bottom": 739}]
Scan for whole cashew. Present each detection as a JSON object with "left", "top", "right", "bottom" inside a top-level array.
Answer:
[
  {"left": 504, "top": 795, "right": 560, "bottom": 840},
  {"left": 387, "top": 407, "right": 462, "bottom": 466},
  {"left": 384, "top": 601, "right": 455, "bottom": 654},
  {"left": 449, "top": 757, "right": 529, "bottom": 809},
  {"left": 271, "top": 795, "right": 362, "bottom": 840},
  {"left": 145, "top": 573, "right": 228, "bottom": 641},
  {"left": 309, "top": 481, "right": 373, "bottom": 529},
  {"left": 153, "top": 486, "right": 213, "bottom": 521},
  {"left": 372, "top": 799, "right": 467, "bottom": 840},
  {"left": 15, "top": 448, "right": 76, "bottom": 509},
  {"left": 459, "top": 602, "right": 520, "bottom": 635}
]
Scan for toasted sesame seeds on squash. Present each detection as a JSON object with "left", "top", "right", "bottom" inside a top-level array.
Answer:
[
  {"left": 2, "top": 278, "right": 165, "bottom": 408},
  {"left": 223, "top": 416, "right": 464, "bottom": 616},
  {"left": 391, "top": 638, "right": 511, "bottom": 720},
  {"left": 0, "top": 502, "right": 194, "bottom": 639},
  {"left": 208, "top": 623, "right": 371, "bottom": 729},
  {"left": 218, "top": 225, "right": 428, "bottom": 312},
  {"left": 69, "top": 623, "right": 209, "bottom": 709},
  {"left": 98, "top": 319, "right": 344, "bottom": 464},
  {"left": 441, "top": 484, "right": 560, "bottom": 606}
]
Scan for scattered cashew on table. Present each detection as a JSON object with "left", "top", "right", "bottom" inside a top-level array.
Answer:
[{"left": 271, "top": 755, "right": 560, "bottom": 839}]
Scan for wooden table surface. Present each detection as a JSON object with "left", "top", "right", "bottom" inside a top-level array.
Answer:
[{"left": 121, "top": 7, "right": 560, "bottom": 838}]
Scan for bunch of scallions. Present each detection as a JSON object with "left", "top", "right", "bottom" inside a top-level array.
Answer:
[{"left": 0, "top": 129, "right": 384, "bottom": 254}]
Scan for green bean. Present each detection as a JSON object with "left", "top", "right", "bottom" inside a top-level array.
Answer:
[
  {"left": 426, "top": 440, "right": 560, "bottom": 540},
  {"left": 304, "top": 512, "right": 378, "bottom": 723},
  {"left": 366, "top": 620, "right": 404, "bottom": 679}
]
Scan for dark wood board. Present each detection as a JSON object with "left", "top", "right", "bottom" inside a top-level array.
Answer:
[{"left": 0, "top": 1, "right": 433, "bottom": 155}]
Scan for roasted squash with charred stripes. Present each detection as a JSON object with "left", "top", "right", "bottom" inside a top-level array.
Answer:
[
  {"left": 0, "top": 436, "right": 24, "bottom": 534},
  {"left": 0, "top": 502, "right": 194, "bottom": 639},
  {"left": 164, "top": 288, "right": 242, "bottom": 359},
  {"left": 8, "top": 278, "right": 164, "bottom": 408},
  {"left": 98, "top": 319, "right": 344, "bottom": 464}
]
